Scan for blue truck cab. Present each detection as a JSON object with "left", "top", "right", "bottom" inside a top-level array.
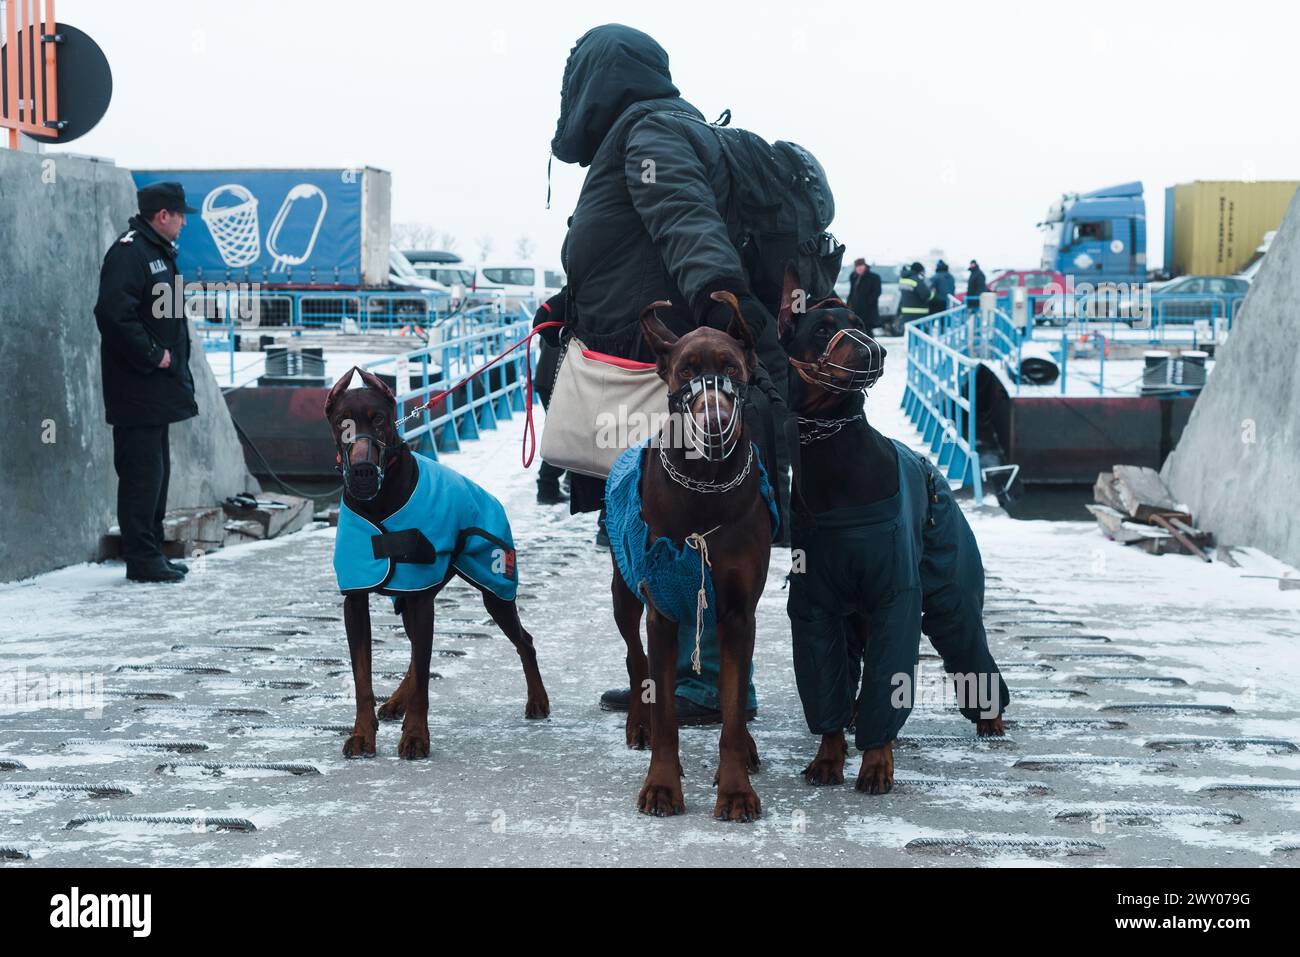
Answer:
[{"left": 1039, "top": 181, "right": 1146, "bottom": 285}]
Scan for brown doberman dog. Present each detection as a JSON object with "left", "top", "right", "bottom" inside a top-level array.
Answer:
[
  {"left": 324, "top": 367, "right": 549, "bottom": 759},
  {"left": 607, "top": 293, "right": 775, "bottom": 821},
  {"left": 776, "top": 266, "right": 1007, "bottom": 796}
]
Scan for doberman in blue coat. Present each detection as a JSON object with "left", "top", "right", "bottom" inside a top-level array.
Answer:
[
  {"left": 324, "top": 368, "right": 549, "bottom": 759},
  {"left": 608, "top": 294, "right": 774, "bottom": 821},
  {"left": 776, "top": 267, "right": 1009, "bottom": 796}
]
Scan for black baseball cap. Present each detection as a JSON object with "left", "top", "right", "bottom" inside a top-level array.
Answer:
[{"left": 138, "top": 181, "right": 197, "bottom": 215}]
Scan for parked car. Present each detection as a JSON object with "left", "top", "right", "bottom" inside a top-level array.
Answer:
[
  {"left": 1133, "top": 275, "right": 1249, "bottom": 324},
  {"left": 960, "top": 268, "right": 1067, "bottom": 320},
  {"left": 478, "top": 262, "right": 565, "bottom": 305},
  {"left": 389, "top": 248, "right": 451, "bottom": 292}
]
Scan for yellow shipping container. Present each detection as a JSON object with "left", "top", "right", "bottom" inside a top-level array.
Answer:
[{"left": 1164, "top": 180, "right": 1299, "bottom": 276}]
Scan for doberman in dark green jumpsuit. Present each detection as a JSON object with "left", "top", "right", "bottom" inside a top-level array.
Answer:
[{"left": 774, "top": 266, "right": 1010, "bottom": 794}]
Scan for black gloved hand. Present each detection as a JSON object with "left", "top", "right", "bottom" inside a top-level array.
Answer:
[{"left": 533, "top": 289, "right": 568, "bottom": 347}]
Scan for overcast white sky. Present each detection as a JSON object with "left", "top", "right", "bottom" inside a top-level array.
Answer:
[{"left": 48, "top": 0, "right": 1300, "bottom": 271}]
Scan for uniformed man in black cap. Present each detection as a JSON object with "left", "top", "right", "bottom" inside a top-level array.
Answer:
[{"left": 94, "top": 181, "right": 199, "bottom": 583}]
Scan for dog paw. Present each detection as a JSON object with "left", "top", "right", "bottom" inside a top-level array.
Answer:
[
  {"left": 802, "top": 732, "right": 847, "bottom": 785},
  {"left": 713, "top": 785, "right": 762, "bottom": 823},
  {"left": 637, "top": 773, "right": 686, "bottom": 817},
  {"left": 976, "top": 716, "right": 1006, "bottom": 737},
  {"left": 803, "top": 756, "right": 844, "bottom": 786},
  {"left": 397, "top": 727, "right": 430, "bottom": 760},
  {"left": 855, "top": 743, "right": 894, "bottom": 795},
  {"left": 342, "top": 732, "right": 376, "bottom": 759},
  {"left": 625, "top": 713, "right": 649, "bottom": 750},
  {"left": 524, "top": 691, "right": 550, "bottom": 720},
  {"left": 377, "top": 697, "right": 406, "bottom": 722}
]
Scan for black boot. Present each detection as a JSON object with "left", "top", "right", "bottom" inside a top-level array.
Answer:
[
  {"left": 599, "top": 688, "right": 754, "bottom": 725},
  {"left": 126, "top": 559, "right": 185, "bottom": 584},
  {"left": 537, "top": 460, "right": 567, "bottom": 504}
]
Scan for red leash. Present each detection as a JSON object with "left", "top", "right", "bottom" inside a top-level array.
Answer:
[{"left": 398, "top": 319, "right": 565, "bottom": 468}]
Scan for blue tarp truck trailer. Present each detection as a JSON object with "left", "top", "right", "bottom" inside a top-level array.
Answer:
[{"left": 131, "top": 167, "right": 392, "bottom": 288}]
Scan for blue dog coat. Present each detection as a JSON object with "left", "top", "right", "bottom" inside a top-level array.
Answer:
[
  {"left": 333, "top": 451, "right": 517, "bottom": 600},
  {"left": 788, "top": 439, "right": 1008, "bottom": 751},
  {"left": 605, "top": 440, "right": 779, "bottom": 627}
]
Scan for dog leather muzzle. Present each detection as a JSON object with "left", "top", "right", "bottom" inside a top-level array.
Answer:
[
  {"left": 337, "top": 433, "right": 399, "bottom": 502},
  {"left": 668, "top": 373, "right": 748, "bottom": 461},
  {"left": 793, "top": 328, "right": 886, "bottom": 393}
]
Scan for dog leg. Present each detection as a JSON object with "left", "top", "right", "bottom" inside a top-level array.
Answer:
[
  {"left": 638, "top": 611, "right": 685, "bottom": 816},
  {"left": 481, "top": 591, "right": 550, "bottom": 719},
  {"left": 855, "top": 741, "right": 895, "bottom": 795},
  {"left": 377, "top": 663, "right": 412, "bottom": 722},
  {"left": 397, "top": 593, "right": 434, "bottom": 759},
  {"left": 803, "top": 731, "right": 847, "bottom": 786},
  {"left": 611, "top": 561, "right": 650, "bottom": 749},
  {"left": 342, "top": 593, "right": 377, "bottom": 758},
  {"left": 976, "top": 716, "right": 1006, "bottom": 737},
  {"left": 712, "top": 610, "right": 761, "bottom": 822}
]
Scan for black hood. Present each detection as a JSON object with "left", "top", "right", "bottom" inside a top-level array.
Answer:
[{"left": 551, "top": 24, "right": 679, "bottom": 167}]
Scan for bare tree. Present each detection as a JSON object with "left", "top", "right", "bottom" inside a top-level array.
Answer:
[
  {"left": 476, "top": 233, "right": 495, "bottom": 261},
  {"left": 391, "top": 222, "right": 439, "bottom": 250},
  {"left": 439, "top": 232, "right": 460, "bottom": 254},
  {"left": 514, "top": 235, "right": 536, "bottom": 260}
]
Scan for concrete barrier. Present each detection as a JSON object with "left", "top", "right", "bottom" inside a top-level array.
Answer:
[
  {"left": 0, "top": 151, "right": 256, "bottom": 582},
  {"left": 1161, "top": 190, "right": 1300, "bottom": 569}
]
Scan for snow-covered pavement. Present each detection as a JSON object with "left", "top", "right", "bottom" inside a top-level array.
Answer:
[{"left": 3, "top": 345, "right": 1299, "bottom": 867}]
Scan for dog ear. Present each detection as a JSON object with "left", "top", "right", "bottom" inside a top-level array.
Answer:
[
  {"left": 811, "top": 295, "right": 850, "bottom": 312},
  {"left": 639, "top": 301, "right": 678, "bottom": 377},
  {"left": 709, "top": 290, "right": 758, "bottom": 373},
  {"left": 355, "top": 367, "right": 396, "bottom": 403},
  {"left": 325, "top": 366, "right": 358, "bottom": 418},
  {"left": 777, "top": 262, "right": 802, "bottom": 340}
]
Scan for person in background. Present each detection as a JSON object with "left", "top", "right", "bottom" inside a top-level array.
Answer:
[
  {"left": 846, "top": 258, "right": 881, "bottom": 329},
  {"left": 966, "top": 259, "right": 987, "bottom": 311},
  {"left": 94, "top": 182, "right": 198, "bottom": 584},
  {"left": 898, "top": 261, "right": 934, "bottom": 329},
  {"left": 930, "top": 259, "right": 956, "bottom": 312}
]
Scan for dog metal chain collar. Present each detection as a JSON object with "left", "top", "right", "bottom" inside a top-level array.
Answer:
[
  {"left": 657, "top": 440, "right": 753, "bottom": 493},
  {"left": 796, "top": 414, "right": 864, "bottom": 445}
]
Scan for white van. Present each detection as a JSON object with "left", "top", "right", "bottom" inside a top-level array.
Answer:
[{"left": 477, "top": 262, "right": 565, "bottom": 305}]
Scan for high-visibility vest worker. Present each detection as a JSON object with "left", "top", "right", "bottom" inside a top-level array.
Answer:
[{"left": 898, "top": 262, "right": 934, "bottom": 320}]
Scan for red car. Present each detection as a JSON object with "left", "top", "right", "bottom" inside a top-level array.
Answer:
[{"left": 958, "top": 269, "right": 1066, "bottom": 317}]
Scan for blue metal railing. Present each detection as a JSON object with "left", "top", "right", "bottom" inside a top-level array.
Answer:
[
  {"left": 361, "top": 305, "right": 537, "bottom": 461},
  {"left": 901, "top": 305, "right": 984, "bottom": 500},
  {"left": 1021, "top": 290, "right": 1244, "bottom": 345}
]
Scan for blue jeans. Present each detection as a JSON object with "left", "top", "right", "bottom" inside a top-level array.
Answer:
[{"left": 673, "top": 625, "right": 759, "bottom": 711}]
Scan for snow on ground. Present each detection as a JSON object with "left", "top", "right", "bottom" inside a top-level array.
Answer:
[{"left": 3, "top": 338, "right": 1299, "bottom": 867}]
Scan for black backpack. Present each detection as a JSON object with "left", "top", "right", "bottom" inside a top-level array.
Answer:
[{"left": 676, "top": 110, "right": 845, "bottom": 316}]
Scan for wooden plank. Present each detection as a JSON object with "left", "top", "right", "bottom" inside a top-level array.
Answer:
[
  {"left": 1112, "top": 465, "right": 1190, "bottom": 523},
  {"left": 222, "top": 495, "right": 312, "bottom": 539},
  {"left": 1093, "top": 472, "right": 1125, "bottom": 511},
  {"left": 1085, "top": 504, "right": 1147, "bottom": 544}
]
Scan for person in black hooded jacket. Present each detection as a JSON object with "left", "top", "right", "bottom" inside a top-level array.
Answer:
[
  {"left": 550, "top": 24, "right": 790, "bottom": 490},
  {"left": 550, "top": 24, "right": 787, "bottom": 722}
]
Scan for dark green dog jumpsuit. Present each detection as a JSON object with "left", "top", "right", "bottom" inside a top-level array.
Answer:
[{"left": 789, "top": 439, "right": 1009, "bottom": 751}]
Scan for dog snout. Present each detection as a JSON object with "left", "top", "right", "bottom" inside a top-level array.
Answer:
[
  {"left": 827, "top": 335, "right": 884, "bottom": 372},
  {"left": 348, "top": 436, "right": 379, "bottom": 467},
  {"left": 690, "top": 393, "right": 735, "bottom": 431}
]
